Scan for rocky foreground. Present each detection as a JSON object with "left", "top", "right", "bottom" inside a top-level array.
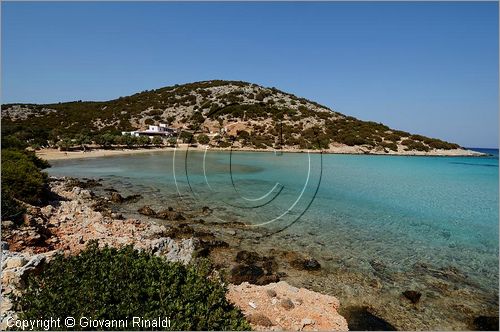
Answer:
[{"left": 1, "top": 177, "right": 348, "bottom": 331}]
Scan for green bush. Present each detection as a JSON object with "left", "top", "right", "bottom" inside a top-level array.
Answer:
[
  {"left": 1, "top": 149, "right": 49, "bottom": 206},
  {"left": 167, "top": 137, "right": 177, "bottom": 147},
  {"left": 152, "top": 136, "right": 163, "bottom": 146},
  {"left": 17, "top": 243, "right": 250, "bottom": 331},
  {"left": 197, "top": 134, "right": 210, "bottom": 145}
]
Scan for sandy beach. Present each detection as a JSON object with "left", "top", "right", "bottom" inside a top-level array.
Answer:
[{"left": 36, "top": 145, "right": 485, "bottom": 161}]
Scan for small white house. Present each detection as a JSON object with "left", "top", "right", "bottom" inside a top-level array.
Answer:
[{"left": 122, "top": 123, "right": 176, "bottom": 137}]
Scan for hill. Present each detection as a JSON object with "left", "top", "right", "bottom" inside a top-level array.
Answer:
[{"left": 1, "top": 80, "right": 470, "bottom": 155}]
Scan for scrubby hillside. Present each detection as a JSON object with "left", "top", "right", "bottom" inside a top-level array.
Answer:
[{"left": 1, "top": 80, "right": 464, "bottom": 154}]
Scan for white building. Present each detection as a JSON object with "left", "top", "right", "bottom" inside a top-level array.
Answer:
[{"left": 122, "top": 123, "right": 176, "bottom": 137}]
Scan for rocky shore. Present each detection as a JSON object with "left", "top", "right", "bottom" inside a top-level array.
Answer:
[{"left": 1, "top": 177, "right": 348, "bottom": 331}]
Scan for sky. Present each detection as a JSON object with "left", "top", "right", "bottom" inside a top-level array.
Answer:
[{"left": 2, "top": 1, "right": 498, "bottom": 148}]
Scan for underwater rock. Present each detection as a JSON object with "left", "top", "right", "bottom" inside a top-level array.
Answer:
[
  {"left": 402, "top": 290, "right": 422, "bottom": 304},
  {"left": 473, "top": 316, "right": 499, "bottom": 331},
  {"left": 137, "top": 205, "right": 156, "bottom": 217},
  {"left": 342, "top": 306, "right": 396, "bottom": 331},
  {"left": 156, "top": 210, "right": 185, "bottom": 221},
  {"left": 291, "top": 257, "right": 321, "bottom": 271},
  {"left": 110, "top": 192, "right": 124, "bottom": 203},
  {"left": 230, "top": 264, "right": 265, "bottom": 284},
  {"left": 236, "top": 250, "right": 262, "bottom": 264}
]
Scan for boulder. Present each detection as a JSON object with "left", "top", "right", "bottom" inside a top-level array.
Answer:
[
  {"left": 5, "top": 257, "right": 27, "bottom": 269},
  {"left": 291, "top": 257, "right": 321, "bottom": 271},
  {"left": 156, "top": 210, "right": 185, "bottom": 221},
  {"left": 137, "top": 205, "right": 156, "bottom": 217},
  {"left": 280, "top": 298, "right": 295, "bottom": 310},
  {"left": 123, "top": 194, "right": 142, "bottom": 203},
  {"left": 109, "top": 192, "right": 124, "bottom": 203},
  {"left": 247, "top": 313, "right": 274, "bottom": 327}
]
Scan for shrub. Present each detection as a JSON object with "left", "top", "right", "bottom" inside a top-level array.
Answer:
[
  {"left": 57, "top": 138, "right": 74, "bottom": 151},
  {"left": 381, "top": 141, "right": 398, "bottom": 151},
  {"left": 1, "top": 149, "right": 49, "bottom": 206},
  {"left": 197, "top": 134, "right": 210, "bottom": 145},
  {"left": 152, "top": 136, "right": 163, "bottom": 146},
  {"left": 17, "top": 243, "right": 250, "bottom": 331},
  {"left": 179, "top": 131, "right": 194, "bottom": 143},
  {"left": 167, "top": 137, "right": 177, "bottom": 147}
]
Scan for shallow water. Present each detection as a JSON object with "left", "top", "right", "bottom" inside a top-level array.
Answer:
[{"left": 49, "top": 149, "right": 499, "bottom": 329}]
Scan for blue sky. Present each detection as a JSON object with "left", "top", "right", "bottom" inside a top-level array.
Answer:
[{"left": 2, "top": 2, "right": 498, "bottom": 147}]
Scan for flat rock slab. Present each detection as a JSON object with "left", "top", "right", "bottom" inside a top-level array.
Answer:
[{"left": 227, "top": 281, "right": 348, "bottom": 331}]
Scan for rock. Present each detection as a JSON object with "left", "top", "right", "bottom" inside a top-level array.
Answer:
[
  {"left": 249, "top": 301, "right": 257, "bottom": 309},
  {"left": 150, "top": 237, "right": 172, "bottom": 255},
  {"left": 342, "top": 305, "right": 396, "bottom": 331},
  {"left": 163, "top": 238, "right": 195, "bottom": 264},
  {"left": 301, "top": 318, "right": 315, "bottom": 327},
  {"left": 256, "top": 274, "right": 280, "bottom": 285},
  {"left": 1, "top": 220, "right": 14, "bottom": 230},
  {"left": 236, "top": 250, "right": 262, "bottom": 264},
  {"left": 230, "top": 264, "right": 265, "bottom": 285},
  {"left": 111, "top": 213, "right": 124, "bottom": 220},
  {"left": 280, "top": 298, "right": 295, "bottom": 310},
  {"left": 247, "top": 313, "right": 273, "bottom": 327},
  {"left": 291, "top": 257, "right": 321, "bottom": 271},
  {"left": 40, "top": 205, "right": 54, "bottom": 218},
  {"left": 1, "top": 298, "right": 13, "bottom": 312},
  {"left": 227, "top": 281, "right": 348, "bottom": 331},
  {"left": 137, "top": 205, "right": 156, "bottom": 217},
  {"left": 123, "top": 194, "right": 142, "bottom": 203},
  {"left": 266, "top": 289, "right": 277, "bottom": 298},
  {"left": 473, "top": 316, "right": 499, "bottom": 331},
  {"left": 23, "top": 254, "right": 46, "bottom": 271},
  {"left": 402, "top": 290, "right": 422, "bottom": 304},
  {"left": 156, "top": 210, "right": 185, "bottom": 221},
  {"left": 1, "top": 241, "right": 9, "bottom": 250},
  {"left": 5, "top": 257, "right": 27, "bottom": 269},
  {"left": 201, "top": 206, "right": 212, "bottom": 214},
  {"left": 110, "top": 192, "right": 124, "bottom": 203},
  {"left": 1, "top": 270, "right": 21, "bottom": 287}
]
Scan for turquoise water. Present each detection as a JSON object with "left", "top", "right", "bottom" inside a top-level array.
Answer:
[{"left": 48, "top": 149, "right": 499, "bottom": 327}]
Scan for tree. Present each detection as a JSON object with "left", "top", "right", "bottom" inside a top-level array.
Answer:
[
  {"left": 1, "top": 148, "right": 50, "bottom": 217},
  {"left": 57, "top": 138, "right": 73, "bottom": 151},
  {"left": 167, "top": 137, "right": 177, "bottom": 147},
  {"left": 196, "top": 134, "right": 210, "bottom": 145},
  {"left": 179, "top": 131, "right": 194, "bottom": 143},
  {"left": 152, "top": 136, "right": 163, "bottom": 146},
  {"left": 137, "top": 136, "right": 150, "bottom": 147}
]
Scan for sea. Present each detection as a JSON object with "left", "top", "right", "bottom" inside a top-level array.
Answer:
[{"left": 48, "top": 148, "right": 499, "bottom": 329}]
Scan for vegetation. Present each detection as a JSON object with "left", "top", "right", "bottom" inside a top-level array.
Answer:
[
  {"left": 1, "top": 144, "right": 50, "bottom": 222},
  {"left": 17, "top": 242, "right": 251, "bottom": 331},
  {"left": 1, "top": 80, "right": 462, "bottom": 152},
  {"left": 197, "top": 134, "right": 210, "bottom": 145}
]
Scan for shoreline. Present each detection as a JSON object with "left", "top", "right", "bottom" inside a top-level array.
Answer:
[
  {"left": 36, "top": 145, "right": 487, "bottom": 161},
  {"left": 0, "top": 176, "right": 349, "bottom": 331},
  {"left": 2, "top": 175, "right": 497, "bottom": 330}
]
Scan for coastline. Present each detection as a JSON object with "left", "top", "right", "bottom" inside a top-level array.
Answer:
[
  {"left": 0, "top": 176, "right": 349, "bottom": 331},
  {"left": 36, "top": 145, "right": 486, "bottom": 161}
]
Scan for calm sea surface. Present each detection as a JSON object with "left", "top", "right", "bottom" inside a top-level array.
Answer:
[{"left": 48, "top": 148, "right": 499, "bottom": 329}]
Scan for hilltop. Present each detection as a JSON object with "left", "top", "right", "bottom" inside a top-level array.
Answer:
[{"left": 1, "top": 80, "right": 477, "bottom": 155}]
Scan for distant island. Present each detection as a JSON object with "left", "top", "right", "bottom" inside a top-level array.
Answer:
[{"left": 1, "top": 80, "right": 481, "bottom": 156}]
